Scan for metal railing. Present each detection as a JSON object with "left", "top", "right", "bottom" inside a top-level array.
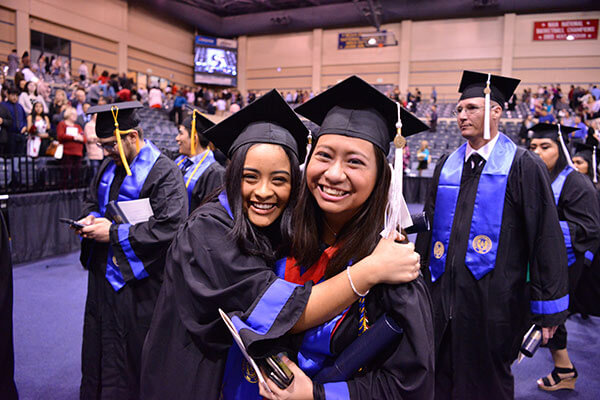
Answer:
[{"left": 0, "top": 155, "right": 93, "bottom": 194}]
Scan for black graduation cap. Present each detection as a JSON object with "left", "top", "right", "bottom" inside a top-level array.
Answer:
[
  {"left": 203, "top": 89, "right": 308, "bottom": 161},
  {"left": 574, "top": 142, "right": 594, "bottom": 160},
  {"left": 529, "top": 123, "right": 577, "bottom": 142},
  {"left": 458, "top": 70, "right": 520, "bottom": 108},
  {"left": 529, "top": 123, "right": 578, "bottom": 168},
  {"left": 573, "top": 142, "right": 598, "bottom": 183},
  {"left": 294, "top": 75, "right": 429, "bottom": 153},
  {"left": 182, "top": 105, "right": 215, "bottom": 134},
  {"left": 87, "top": 101, "right": 143, "bottom": 138}
]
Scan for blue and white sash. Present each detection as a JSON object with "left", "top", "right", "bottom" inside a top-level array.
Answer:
[
  {"left": 96, "top": 140, "right": 161, "bottom": 291},
  {"left": 429, "top": 133, "right": 517, "bottom": 282},
  {"left": 551, "top": 166, "right": 576, "bottom": 266},
  {"left": 182, "top": 150, "right": 216, "bottom": 206}
]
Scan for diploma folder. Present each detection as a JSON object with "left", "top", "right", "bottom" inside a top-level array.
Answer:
[
  {"left": 219, "top": 309, "right": 273, "bottom": 395},
  {"left": 106, "top": 198, "right": 154, "bottom": 225},
  {"left": 313, "top": 313, "right": 403, "bottom": 384}
]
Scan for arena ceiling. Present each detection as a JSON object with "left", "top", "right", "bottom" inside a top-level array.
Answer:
[{"left": 131, "top": 0, "right": 599, "bottom": 37}]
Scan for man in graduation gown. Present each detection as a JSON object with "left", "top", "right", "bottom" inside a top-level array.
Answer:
[
  {"left": 0, "top": 211, "right": 18, "bottom": 400},
  {"left": 75, "top": 101, "right": 187, "bottom": 399},
  {"left": 173, "top": 110, "right": 224, "bottom": 212},
  {"left": 415, "top": 71, "right": 569, "bottom": 400}
]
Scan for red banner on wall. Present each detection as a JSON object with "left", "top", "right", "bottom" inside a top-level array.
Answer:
[{"left": 533, "top": 19, "right": 598, "bottom": 41}]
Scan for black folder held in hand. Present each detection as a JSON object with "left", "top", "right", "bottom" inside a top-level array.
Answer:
[{"left": 313, "top": 313, "right": 403, "bottom": 384}]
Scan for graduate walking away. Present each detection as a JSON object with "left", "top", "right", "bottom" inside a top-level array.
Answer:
[
  {"left": 416, "top": 71, "right": 570, "bottom": 400},
  {"left": 529, "top": 124, "right": 600, "bottom": 391},
  {"left": 74, "top": 101, "right": 187, "bottom": 399},
  {"left": 140, "top": 90, "right": 422, "bottom": 400},
  {"left": 173, "top": 108, "right": 224, "bottom": 212}
]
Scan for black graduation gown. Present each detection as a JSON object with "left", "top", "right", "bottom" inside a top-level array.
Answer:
[
  {"left": 278, "top": 250, "right": 434, "bottom": 400},
  {"left": 79, "top": 154, "right": 187, "bottom": 400},
  {"left": 556, "top": 171, "right": 600, "bottom": 303},
  {"left": 0, "top": 211, "right": 18, "bottom": 400},
  {"left": 190, "top": 162, "right": 225, "bottom": 211},
  {"left": 415, "top": 147, "right": 569, "bottom": 400},
  {"left": 140, "top": 197, "right": 313, "bottom": 400},
  {"left": 572, "top": 186, "right": 600, "bottom": 316}
]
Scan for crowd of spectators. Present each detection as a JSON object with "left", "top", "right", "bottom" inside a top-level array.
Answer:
[
  {"left": 518, "top": 84, "right": 600, "bottom": 151},
  {"left": 1, "top": 49, "right": 600, "bottom": 186}
]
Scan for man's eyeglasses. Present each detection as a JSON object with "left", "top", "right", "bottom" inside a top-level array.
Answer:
[
  {"left": 453, "top": 104, "right": 500, "bottom": 117},
  {"left": 96, "top": 141, "right": 118, "bottom": 151}
]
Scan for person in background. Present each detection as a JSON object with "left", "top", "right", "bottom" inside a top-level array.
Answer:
[
  {"left": 431, "top": 86, "right": 437, "bottom": 103},
  {"left": 71, "top": 88, "right": 87, "bottom": 117},
  {"left": 76, "top": 103, "right": 92, "bottom": 128},
  {"left": 416, "top": 140, "right": 430, "bottom": 177},
  {"left": 84, "top": 113, "right": 103, "bottom": 179},
  {"left": 7, "top": 49, "right": 18, "bottom": 77},
  {"left": 570, "top": 115, "right": 588, "bottom": 154},
  {"left": 75, "top": 101, "right": 187, "bottom": 399},
  {"left": 174, "top": 111, "right": 224, "bottom": 212},
  {"left": 78, "top": 60, "right": 88, "bottom": 81},
  {"left": 50, "top": 89, "right": 69, "bottom": 128},
  {"left": 518, "top": 114, "right": 535, "bottom": 147},
  {"left": 0, "top": 102, "right": 13, "bottom": 155},
  {"left": 1, "top": 88, "right": 27, "bottom": 155},
  {"left": 18, "top": 81, "right": 48, "bottom": 115},
  {"left": 429, "top": 105, "right": 438, "bottom": 132},
  {"left": 529, "top": 123, "right": 600, "bottom": 392},
  {"left": 170, "top": 91, "right": 187, "bottom": 125},
  {"left": 57, "top": 106, "right": 85, "bottom": 188},
  {"left": 91, "top": 63, "right": 98, "bottom": 81},
  {"left": 572, "top": 142, "right": 599, "bottom": 187},
  {"left": 26, "top": 101, "right": 52, "bottom": 157},
  {"left": 148, "top": 87, "right": 162, "bottom": 109},
  {"left": 416, "top": 71, "right": 568, "bottom": 400}
]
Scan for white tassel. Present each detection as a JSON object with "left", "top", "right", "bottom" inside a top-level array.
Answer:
[
  {"left": 381, "top": 103, "right": 412, "bottom": 239},
  {"left": 483, "top": 73, "right": 491, "bottom": 140},
  {"left": 593, "top": 146, "right": 597, "bottom": 184},
  {"left": 557, "top": 124, "right": 575, "bottom": 169},
  {"left": 304, "top": 130, "right": 313, "bottom": 166}
]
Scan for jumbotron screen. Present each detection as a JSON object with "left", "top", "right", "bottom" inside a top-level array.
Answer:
[{"left": 194, "top": 46, "right": 237, "bottom": 77}]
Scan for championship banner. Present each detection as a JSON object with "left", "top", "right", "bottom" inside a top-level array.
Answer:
[{"left": 533, "top": 19, "right": 598, "bottom": 41}]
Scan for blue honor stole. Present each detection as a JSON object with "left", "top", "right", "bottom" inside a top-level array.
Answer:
[
  {"left": 182, "top": 150, "right": 215, "bottom": 207},
  {"left": 96, "top": 140, "right": 161, "bottom": 291},
  {"left": 551, "top": 166, "right": 577, "bottom": 266},
  {"left": 429, "top": 133, "right": 517, "bottom": 281}
]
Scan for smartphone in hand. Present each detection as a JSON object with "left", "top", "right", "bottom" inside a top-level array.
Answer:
[
  {"left": 259, "top": 354, "right": 294, "bottom": 390},
  {"left": 59, "top": 218, "right": 85, "bottom": 230}
]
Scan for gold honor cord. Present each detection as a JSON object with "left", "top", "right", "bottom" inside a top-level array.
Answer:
[
  {"left": 190, "top": 110, "right": 197, "bottom": 156},
  {"left": 185, "top": 150, "right": 210, "bottom": 188},
  {"left": 110, "top": 106, "right": 139, "bottom": 176}
]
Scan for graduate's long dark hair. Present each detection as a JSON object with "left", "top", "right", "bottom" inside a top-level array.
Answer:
[
  {"left": 225, "top": 143, "right": 301, "bottom": 264},
  {"left": 291, "top": 139, "right": 392, "bottom": 278},
  {"left": 549, "top": 138, "right": 569, "bottom": 182}
]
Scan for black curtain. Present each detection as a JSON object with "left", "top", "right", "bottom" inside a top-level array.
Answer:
[{"left": 8, "top": 189, "right": 85, "bottom": 264}]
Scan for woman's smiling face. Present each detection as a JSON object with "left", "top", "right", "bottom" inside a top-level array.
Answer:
[
  {"left": 241, "top": 143, "right": 292, "bottom": 227},
  {"left": 305, "top": 134, "right": 378, "bottom": 228}
]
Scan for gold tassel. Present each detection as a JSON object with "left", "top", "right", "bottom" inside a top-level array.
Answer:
[
  {"left": 190, "top": 110, "right": 198, "bottom": 156},
  {"left": 110, "top": 106, "right": 132, "bottom": 176}
]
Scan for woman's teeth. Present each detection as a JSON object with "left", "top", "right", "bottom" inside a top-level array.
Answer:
[
  {"left": 321, "top": 186, "right": 346, "bottom": 196},
  {"left": 251, "top": 202, "right": 275, "bottom": 210}
]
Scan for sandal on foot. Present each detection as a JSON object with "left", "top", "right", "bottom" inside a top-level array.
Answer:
[{"left": 537, "top": 366, "right": 578, "bottom": 391}]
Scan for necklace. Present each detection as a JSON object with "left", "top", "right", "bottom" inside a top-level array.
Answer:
[{"left": 323, "top": 218, "right": 338, "bottom": 237}]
